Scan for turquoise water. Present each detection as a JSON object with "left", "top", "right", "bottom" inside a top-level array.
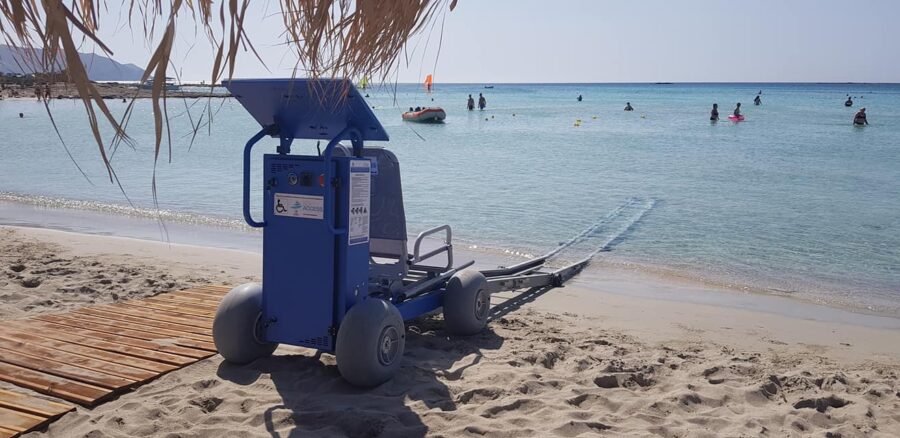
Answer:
[{"left": 1, "top": 83, "right": 898, "bottom": 316}]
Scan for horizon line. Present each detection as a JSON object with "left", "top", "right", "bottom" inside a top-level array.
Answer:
[{"left": 174, "top": 80, "right": 900, "bottom": 86}]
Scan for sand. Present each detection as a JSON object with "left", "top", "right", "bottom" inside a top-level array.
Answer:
[{"left": 1, "top": 225, "right": 898, "bottom": 437}]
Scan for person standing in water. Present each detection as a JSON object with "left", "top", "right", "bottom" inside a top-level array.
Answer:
[
  {"left": 624, "top": 102, "right": 634, "bottom": 111},
  {"left": 467, "top": 94, "right": 475, "bottom": 111},
  {"left": 710, "top": 103, "right": 719, "bottom": 121},
  {"left": 845, "top": 96, "right": 853, "bottom": 107},
  {"left": 577, "top": 94, "right": 583, "bottom": 102},
  {"left": 754, "top": 94, "right": 761, "bottom": 106},
  {"left": 853, "top": 108, "right": 868, "bottom": 125},
  {"left": 733, "top": 102, "right": 742, "bottom": 116},
  {"left": 478, "top": 93, "right": 486, "bottom": 110}
]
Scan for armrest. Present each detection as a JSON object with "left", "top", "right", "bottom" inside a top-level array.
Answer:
[{"left": 411, "top": 225, "right": 453, "bottom": 271}]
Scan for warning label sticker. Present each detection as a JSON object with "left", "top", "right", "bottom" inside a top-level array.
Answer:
[
  {"left": 349, "top": 160, "right": 370, "bottom": 245},
  {"left": 274, "top": 193, "right": 324, "bottom": 220}
]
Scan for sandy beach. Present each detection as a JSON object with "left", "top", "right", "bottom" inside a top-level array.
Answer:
[
  {"left": 2, "top": 1, "right": 899, "bottom": 436},
  {"left": 0, "top": 225, "right": 895, "bottom": 437}
]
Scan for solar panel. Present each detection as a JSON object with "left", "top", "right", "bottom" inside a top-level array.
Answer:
[{"left": 223, "top": 78, "right": 389, "bottom": 141}]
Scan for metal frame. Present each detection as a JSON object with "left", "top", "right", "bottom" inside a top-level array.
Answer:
[
  {"left": 410, "top": 225, "right": 454, "bottom": 272},
  {"left": 226, "top": 78, "right": 603, "bottom": 356}
]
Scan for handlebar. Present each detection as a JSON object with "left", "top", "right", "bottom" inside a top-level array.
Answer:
[
  {"left": 242, "top": 127, "right": 269, "bottom": 228},
  {"left": 320, "top": 126, "right": 363, "bottom": 235},
  {"left": 244, "top": 124, "right": 363, "bottom": 234}
]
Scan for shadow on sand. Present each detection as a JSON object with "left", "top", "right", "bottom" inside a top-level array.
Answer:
[{"left": 214, "top": 287, "right": 549, "bottom": 437}]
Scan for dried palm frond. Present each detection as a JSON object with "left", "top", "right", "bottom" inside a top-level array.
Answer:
[{"left": 0, "top": 0, "right": 455, "bottom": 182}]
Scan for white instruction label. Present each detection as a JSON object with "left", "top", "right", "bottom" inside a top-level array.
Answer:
[
  {"left": 274, "top": 193, "right": 324, "bottom": 219},
  {"left": 349, "top": 160, "right": 370, "bottom": 245}
]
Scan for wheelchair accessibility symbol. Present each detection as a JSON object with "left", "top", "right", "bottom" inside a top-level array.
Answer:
[{"left": 273, "top": 193, "right": 324, "bottom": 219}]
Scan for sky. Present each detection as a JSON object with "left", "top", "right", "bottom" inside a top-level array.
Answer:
[{"left": 94, "top": 0, "right": 900, "bottom": 83}]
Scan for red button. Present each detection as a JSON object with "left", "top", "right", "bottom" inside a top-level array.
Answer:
[{"left": 318, "top": 174, "right": 325, "bottom": 187}]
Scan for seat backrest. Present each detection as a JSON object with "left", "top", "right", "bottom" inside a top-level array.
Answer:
[{"left": 335, "top": 146, "right": 407, "bottom": 259}]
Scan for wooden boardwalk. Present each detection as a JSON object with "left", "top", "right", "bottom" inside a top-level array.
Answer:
[
  {"left": 0, "top": 390, "right": 73, "bottom": 438},
  {"left": 0, "top": 285, "right": 229, "bottom": 436}
]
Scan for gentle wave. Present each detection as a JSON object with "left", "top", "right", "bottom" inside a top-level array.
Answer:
[
  {"left": 0, "top": 191, "right": 252, "bottom": 231},
  {"left": 2, "top": 190, "right": 898, "bottom": 318}
]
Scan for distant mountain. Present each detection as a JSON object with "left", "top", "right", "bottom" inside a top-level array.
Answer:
[{"left": 0, "top": 44, "right": 144, "bottom": 81}]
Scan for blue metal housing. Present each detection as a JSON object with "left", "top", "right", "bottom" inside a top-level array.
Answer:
[
  {"left": 226, "top": 78, "right": 386, "bottom": 352},
  {"left": 260, "top": 154, "right": 370, "bottom": 350}
]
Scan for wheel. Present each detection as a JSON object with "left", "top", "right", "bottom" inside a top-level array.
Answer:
[
  {"left": 212, "top": 283, "right": 277, "bottom": 364},
  {"left": 336, "top": 298, "right": 405, "bottom": 387},
  {"left": 443, "top": 269, "right": 490, "bottom": 335}
]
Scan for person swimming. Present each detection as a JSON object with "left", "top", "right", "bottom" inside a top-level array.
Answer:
[
  {"left": 467, "top": 94, "right": 475, "bottom": 111},
  {"left": 733, "top": 103, "right": 742, "bottom": 116},
  {"left": 710, "top": 103, "right": 719, "bottom": 121},
  {"left": 754, "top": 94, "right": 761, "bottom": 106},
  {"left": 845, "top": 96, "right": 853, "bottom": 107},
  {"left": 478, "top": 93, "right": 486, "bottom": 110},
  {"left": 624, "top": 102, "right": 633, "bottom": 111},
  {"left": 853, "top": 108, "right": 868, "bottom": 125},
  {"left": 577, "top": 94, "right": 583, "bottom": 102}
]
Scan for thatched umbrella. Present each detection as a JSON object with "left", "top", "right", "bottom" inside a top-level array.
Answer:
[{"left": 0, "top": 0, "right": 455, "bottom": 184}]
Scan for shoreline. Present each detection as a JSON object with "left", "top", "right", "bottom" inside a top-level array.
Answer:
[
  {"left": 2, "top": 193, "right": 899, "bottom": 323},
  {"left": 1, "top": 81, "right": 226, "bottom": 100},
  {"left": 3, "top": 221, "right": 900, "bottom": 338},
  {"left": 4, "top": 224, "right": 900, "bottom": 363}
]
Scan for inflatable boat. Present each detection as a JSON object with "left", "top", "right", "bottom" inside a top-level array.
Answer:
[{"left": 402, "top": 107, "right": 446, "bottom": 123}]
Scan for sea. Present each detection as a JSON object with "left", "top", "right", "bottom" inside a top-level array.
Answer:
[{"left": 1, "top": 82, "right": 898, "bottom": 318}]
